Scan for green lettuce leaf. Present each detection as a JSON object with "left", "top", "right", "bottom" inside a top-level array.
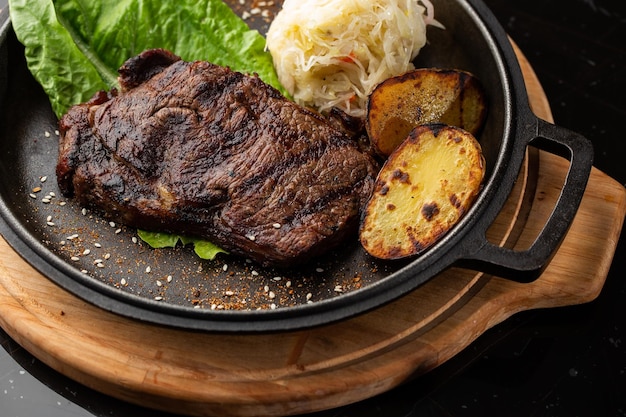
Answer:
[
  {"left": 9, "top": 0, "right": 286, "bottom": 118},
  {"left": 137, "top": 230, "right": 228, "bottom": 261}
]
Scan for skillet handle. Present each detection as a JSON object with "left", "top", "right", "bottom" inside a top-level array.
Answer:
[{"left": 463, "top": 118, "right": 593, "bottom": 282}]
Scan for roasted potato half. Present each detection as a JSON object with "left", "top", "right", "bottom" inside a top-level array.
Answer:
[
  {"left": 366, "top": 68, "right": 487, "bottom": 157},
  {"left": 359, "top": 124, "right": 485, "bottom": 260}
]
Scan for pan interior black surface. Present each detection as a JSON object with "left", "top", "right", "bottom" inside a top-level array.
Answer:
[{"left": 0, "top": 0, "right": 521, "bottom": 332}]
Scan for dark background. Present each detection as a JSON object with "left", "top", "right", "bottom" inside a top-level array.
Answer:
[{"left": 1, "top": 0, "right": 625, "bottom": 416}]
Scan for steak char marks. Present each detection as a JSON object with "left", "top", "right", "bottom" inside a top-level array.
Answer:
[{"left": 56, "top": 49, "right": 377, "bottom": 267}]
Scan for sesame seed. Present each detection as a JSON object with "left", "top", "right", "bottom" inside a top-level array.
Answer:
[
  {"left": 54, "top": 130, "right": 59, "bottom": 136},
  {"left": 46, "top": 222, "right": 55, "bottom": 227},
  {"left": 71, "top": 256, "right": 80, "bottom": 262},
  {"left": 272, "top": 276, "right": 281, "bottom": 281},
  {"left": 49, "top": 191, "right": 56, "bottom": 197},
  {"left": 132, "top": 237, "right": 138, "bottom": 244},
  {"left": 32, "top": 187, "right": 41, "bottom": 193},
  {"left": 246, "top": 234, "right": 256, "bottom": 241},
  {"left": 44, "top": 131, "right": 51, "bottom": 137},
  {"left": 154, "top": 296, "right": 163, "bottom": 301},
  {"left": 156, "top": 280, "right": 162, "bottom": 287},
  {"left": 81, "top": 208, "right": 87, "bottom": 216},
  {"left": 334, "top": 285, "right": 344, "bottom": 293},
  {"left": 272, "top": 223, "right": 281, "bottom": 229},
  {"left": 59, "top": 201, "right": 67, "bottom": 206},
  {"left": 225, "top": 290, "right": 234, "bottom": 296},
  {"left": 306, "top": 293, "right": 312, "bottom": 300},
  {"left": 166, "top": 275, "right": 173, "bottom": 283},
  {"left": 29, "top": 193, "right": 37, "bottom": 199},
  {"left": 270, "top": 303, "right": 277, "bottom": 310},
  {"left": 286, "top": 281, "right": 292, "bottom": 288},
  {"left": 93, "top": 259, "right": 103, "bottom": 264},
  {"left": 94, "top": 242, "right": 102, "bottom": 248},
  {"left": 115, "top": 228, "right": 122, "bottom": 234},
  {"left": 46, "top": 215, "right": 52, "bottom": 222},
  {"left": 41, "top": 198, "right": 51, "bottom": 204},
  {"left": 120, "top": 278, "right": 127, "bottom": 286},
  {"left": 223, "top": 264, "right": 228, "bottom": 272},
  {"left": 82, "top": 249, "right": 91, "bottom": 256},
  {"left": 316, "top": 267, "right": 324, "bottom": 273},
  {"left": 109, "top": 221, "right": 116, "bottom": 227},
  {"left": 268, "top": 291, "right": 276, "bottom": 299},
  {"left": 40, "top": 176, "right": 48, "bottom": 182},
  {"left": 66, "top": 234, "right": 79, "bottom": 240},
  {"left": 145, "top": 266, "right": 151, "bottom": 273},
  {"left": 96, "top": 262, "right": 105, "bottom": 268},
  {"left": 104, "top": 253, "right": 111, "bottom": 260},
  {"left": 264, "top": 285, "right": 270, "bottom": 293},
  {"left": 251, "top": 270, "right": 259, "bottom": 276}
]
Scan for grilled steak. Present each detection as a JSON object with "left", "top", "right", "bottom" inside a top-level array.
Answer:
[{"left": 56, "top": 49, "right": 377, "bottom": 267}]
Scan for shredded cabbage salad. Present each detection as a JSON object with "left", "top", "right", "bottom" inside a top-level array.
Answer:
[{"left": 266, "top": 0, "right": 440, "bottom": 117}]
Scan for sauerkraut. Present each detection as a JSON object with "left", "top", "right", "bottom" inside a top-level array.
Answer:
[{"left": 266, "top": 0, "right": 438, "bottom": 118}]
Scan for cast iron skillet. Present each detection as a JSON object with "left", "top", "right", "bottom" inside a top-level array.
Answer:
[{"left": 0, "top": 0, "right": 593, "bottom": 332}]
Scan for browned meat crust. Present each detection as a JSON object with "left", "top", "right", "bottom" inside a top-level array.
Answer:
[{"left": 56, "top": 49, "right": 377, "bottom": 267}]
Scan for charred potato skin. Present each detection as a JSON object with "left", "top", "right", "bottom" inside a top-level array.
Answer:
[
  {"left": 366, "top": 68, "right": 487, "bottom": 157},
  {"left": 359, "top": 123, "right": 486, "bottom": 260}
]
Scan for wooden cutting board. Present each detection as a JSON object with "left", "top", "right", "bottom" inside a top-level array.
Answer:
[{"left": 0, "top": 45, "right": 624, "bottom": 417}]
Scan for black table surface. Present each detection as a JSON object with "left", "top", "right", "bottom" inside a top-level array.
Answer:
[{"left": 1, "top": 1, "right": 624, "bottom": 416}]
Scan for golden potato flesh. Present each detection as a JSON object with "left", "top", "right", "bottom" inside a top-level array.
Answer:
[
  {"left": 359, "top": 124, "right": 485, "bottom": 260},
  {"left": 366, "top": 68, "right": 487, "bottom": 157}
]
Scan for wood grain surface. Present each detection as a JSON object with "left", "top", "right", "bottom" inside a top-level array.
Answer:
[{"left": 0, "top": 44, "right": 624, "bottom": 417}]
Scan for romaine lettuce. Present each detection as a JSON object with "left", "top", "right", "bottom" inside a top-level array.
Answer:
[
  {"left": 137, "top": 230, "right": 228, "bottom": 260},
  {"left": 9, "top": 0, "right": 285, "bottom": 118}
]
